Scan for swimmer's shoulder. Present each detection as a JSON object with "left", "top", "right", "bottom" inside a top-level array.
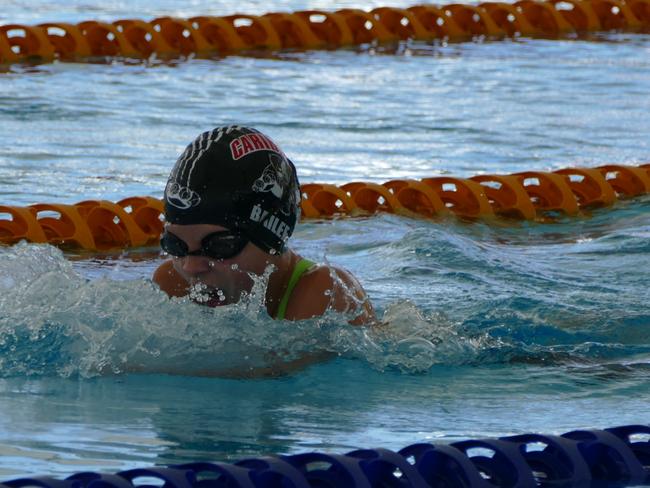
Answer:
[
  {"left": 283, "top": 262, "right": 376, "bottom": 325},
  {"left": 153, "top": 259, "right": 188, "bottom": 297}
]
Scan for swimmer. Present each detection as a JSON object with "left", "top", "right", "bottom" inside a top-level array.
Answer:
[{"left": 153, "top": 126, "right": 375, "bottom": 325}]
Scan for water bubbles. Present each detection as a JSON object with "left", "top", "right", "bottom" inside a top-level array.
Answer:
[
  {"left": 188, "top": 282, "right": 211, "bottom": 303},
  {"left": 0, "top": 242, "right": 486, "bottom": 378}
]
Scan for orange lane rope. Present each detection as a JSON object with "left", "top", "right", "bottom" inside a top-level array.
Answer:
[
  {"left": 1, "top": 163, "right": 649, "bottom": 251},
  {"left": 1, "top": 1, "right": 650, "bottom": 66}
]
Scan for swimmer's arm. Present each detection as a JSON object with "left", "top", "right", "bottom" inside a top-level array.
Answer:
[
  {"left": 283, "top": 266, "right": 377, "bottom": 325},
  {"left": 152, "top": 259, "right": 189, "bottom": 297}
]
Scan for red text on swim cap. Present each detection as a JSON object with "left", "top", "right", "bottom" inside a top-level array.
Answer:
[{"left": 230, "top": 133, "right": 281, "bottom": 160}]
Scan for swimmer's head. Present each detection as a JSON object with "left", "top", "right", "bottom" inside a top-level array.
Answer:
[{"left": 164, "top": 126, "right": 301, "bottom": 254}]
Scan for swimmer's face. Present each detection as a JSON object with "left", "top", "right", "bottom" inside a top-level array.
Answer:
[{"left": 165, "top": 223, "right": 274, "bottom": 307}]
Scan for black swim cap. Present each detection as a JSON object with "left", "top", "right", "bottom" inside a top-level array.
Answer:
[{"left": 164, "top": 126, "right": 301, "bottom": 254}]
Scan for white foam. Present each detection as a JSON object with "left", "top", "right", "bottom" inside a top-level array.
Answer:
[{"left": 0, "top": 242, "right": 487, "bottom": 378}]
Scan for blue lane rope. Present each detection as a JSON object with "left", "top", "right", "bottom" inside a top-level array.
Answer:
[{"left": 3, "top": 424, "right": 650, "bottom": 487}]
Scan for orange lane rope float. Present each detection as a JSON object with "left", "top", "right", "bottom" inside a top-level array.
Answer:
[
  {"left": 2, "top": 0, "right": 650, "bottom": 66},
  {"left": 1, "top": 164, "right": 649, "bottom": 251}
]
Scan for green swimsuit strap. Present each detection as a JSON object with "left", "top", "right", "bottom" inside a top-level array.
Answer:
[{"left": 275, "top": 258, "right": 316, "bottom": 320}]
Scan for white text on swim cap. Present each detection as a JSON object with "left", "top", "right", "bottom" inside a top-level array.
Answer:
[{"left": 249, "top": 204, "right": 291, "bottom": 241}]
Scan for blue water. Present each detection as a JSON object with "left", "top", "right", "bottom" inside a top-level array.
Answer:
[{"left": 1, "top": 0, "right": 650, "bottom": 479}]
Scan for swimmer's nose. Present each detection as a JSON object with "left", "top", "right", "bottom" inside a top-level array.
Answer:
[{"left": 179, "top": 255, "right": 213, "bottom": 275}]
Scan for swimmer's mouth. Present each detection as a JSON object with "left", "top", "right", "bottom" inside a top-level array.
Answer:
[
  {"left": 205, "top": 292, "right": 229, "bottom": 307},
  {"left": 190, "top": 286, "right": 229, "bottom": 307}
]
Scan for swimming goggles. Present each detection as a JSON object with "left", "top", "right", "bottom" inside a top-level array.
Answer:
[{"left": 160, "top": 230, "right": 249, "bottom": 260}]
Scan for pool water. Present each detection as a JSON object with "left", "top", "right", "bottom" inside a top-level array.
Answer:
[{"left": 1, "top": 0, "right": 649, "bottom": 479}]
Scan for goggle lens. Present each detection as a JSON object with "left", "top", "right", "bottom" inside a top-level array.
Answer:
[{"left": 160, "top": 230, "right": 248, "bottom": 260}]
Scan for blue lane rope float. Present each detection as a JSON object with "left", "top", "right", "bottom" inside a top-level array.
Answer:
[{"left": 3, "top": 424, "right": 650, "bottom": 487}]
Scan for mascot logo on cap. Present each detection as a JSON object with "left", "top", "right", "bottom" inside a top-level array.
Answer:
[
  {"left": 252, "top": 153, "right": 291, "bottom": 204},
  {"left": 165, "top": 181, "right": 201, "bottom": 209}
]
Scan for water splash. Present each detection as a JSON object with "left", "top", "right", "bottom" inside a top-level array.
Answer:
[
  {"left": 0, "top": 243, "right": 325, "bottom": 378},
  {"left": 0, "top": 242, "right": 500, "bottom": 378},
  {"left": 331, "top": 301, "right": 492, "bottom": 373},
  {"left": 1, "top": 213, "right": 649, "bottom": 380}
]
